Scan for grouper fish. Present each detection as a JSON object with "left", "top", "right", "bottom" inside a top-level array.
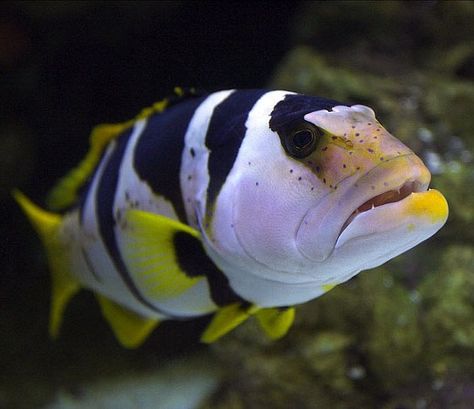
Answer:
[{"left": 14, "top": 88, "right": 448, "bottom": 347}]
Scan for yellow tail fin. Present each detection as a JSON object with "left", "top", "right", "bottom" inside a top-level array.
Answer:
[{"left": 13, "top": 190, "right": 80, "bottom": 338}]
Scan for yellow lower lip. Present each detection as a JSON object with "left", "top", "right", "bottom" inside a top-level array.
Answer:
[{"left": 403, "top": 189, "right": 449, "bottom": 224}]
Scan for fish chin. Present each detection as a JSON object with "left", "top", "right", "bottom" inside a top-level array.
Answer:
[{"left": 333, "top": 189, "right": 448, "bottom": 268}]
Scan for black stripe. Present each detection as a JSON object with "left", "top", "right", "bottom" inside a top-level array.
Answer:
[
  {"left": 205, "top": 89, "right": 268, "bottom": 210},
  {"left": 173, "top": 231, "right": 247, "bottom": 307},
  {"left": 96, "top": 129, "right": 172, "bottom": 316},
  {"left": 269, "top": 93, "right": 345, "bottom": 135},
  {"left": 133, "top": 95, "right": 207, "bottom": 222}
]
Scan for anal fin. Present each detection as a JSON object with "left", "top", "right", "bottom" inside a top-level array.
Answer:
[
  {"left": 255, "top": 307, "right": 295, "bottom": 340},
  {"left": 97, "top": 295, "right": 160, "bottom": 349}
]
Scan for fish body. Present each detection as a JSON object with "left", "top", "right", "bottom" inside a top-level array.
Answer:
[{"left": 15, "top": 88, "right": 448, "bottom": 347}]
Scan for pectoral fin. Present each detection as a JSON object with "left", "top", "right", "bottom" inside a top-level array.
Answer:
[
  {"left": 117, "top": 209, "right": 205, "bottom": 301},
  {"left": 97, "top": 295, "right": 160, "bottom": 349},
  {"left": 200, "top": 303, "right": 259, "bottom": 343},
  {"left": 255, "top": 307, "right": 295, "bottom": 340}
]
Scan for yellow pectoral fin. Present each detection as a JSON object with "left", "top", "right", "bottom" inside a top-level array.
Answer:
[
  {"left": 200, "top": 303, "right": 259, "bottom": 343},
  {"left": 255, "top": 307, "right": 295, "bottom": 340},
  {"left": 97, "top": 295, "right": 160, "bottom": 349},
  {"left": 118, "top": 209, "right": 204, "bottom": 301}
]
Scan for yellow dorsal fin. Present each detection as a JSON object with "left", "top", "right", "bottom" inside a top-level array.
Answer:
[
  {"left": 118, "top": 209, "right": 205, "bottom": 301},
  {"left": 200, "top": 303, "right": 260, "bottom": 343},
  {"left": 13, "top": 190, "right": 80, "bottom": 337},
  {"left": 97, "top": 295, "right": 160, "bottom": 349},
  {"left": 255, "top": 307, "right": 295, "bottom": 340},
  {"left": 46, "top": 98, "right": 170, "bottom": 211},
  {"left": 46, "top": 122, "right": 133, "bottom": 210}
]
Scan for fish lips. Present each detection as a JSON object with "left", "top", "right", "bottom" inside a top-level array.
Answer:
[{"left": 295, "top": 154, "right": 442, "bottom": 263}]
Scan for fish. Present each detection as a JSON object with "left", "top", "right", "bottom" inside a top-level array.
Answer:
[{"left": 14, "top": 88, "right": 449, "bottom": 348}]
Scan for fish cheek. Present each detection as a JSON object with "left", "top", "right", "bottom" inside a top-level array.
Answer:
[{"left": 301, "top": 144, "right": 358, "bottom": 190}]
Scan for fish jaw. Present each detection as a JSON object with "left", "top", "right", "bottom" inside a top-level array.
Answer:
[
  {"left": 295, "top": 153, "right": 437, "bottom": 264},
  {"left": 332, "top": 188, "right": 448, "bottom": 272}
]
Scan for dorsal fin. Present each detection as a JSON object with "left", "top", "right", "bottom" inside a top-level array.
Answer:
[{"left": 46, "top": 87, "right": 205, "bottom": 211}]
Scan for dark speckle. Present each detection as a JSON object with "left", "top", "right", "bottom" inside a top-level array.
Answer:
[
  {"left": 368, "top": 148, "right": 374, "bottom": 153},
  {"left": 331, "top": 136, "right": 337, "bottom": 140},
  {"left": 359, "top": 139, "right": 364, "bottom": 143},
  {"left": 368, "top": 122, "right": 372, "bottom": 126},
  {"left": 329, "top": 184, "right": 333, "bottom": 188},
  {"left": 334, "top": 185, "right": 338, "bottom": 190},
  {"left": 349, "top": 151, "right": 353, "bottom": 155},
  {"left": 376, "top": 128, "right": 381, "bottom": 132},
  {"left": 230, "top": 224, "right": 234, "bottom": 228},
  {"left": 380, "top": 157, "right": 384, "bottom": 161},
  {"left": 256, "top": 182, "right": 259, "bottom": 186},
  {"left": 374, "top": 136, "right": 378, "bottom": 139},
  {"left": 290, "top": 169, "right": 293, "bottom": 173},
  {"left": 321, "top": 146, "right": 328, "bottom": 151},
  {"left": 352, "top": 125, "right": 356, "bottom": 129},
  {"left": 356, "top": 166, "right": 361, "bottom": 170},
  {"left": 190, "top": 148, "right": 196, "bottom": 158},
  {"left": 343, "top": 164, "right": 347, "bottom": 168},
  {"left": 187, "top": 175, "right": 192, "bottom": 181},
  {"left": 323, "top": 178, "right": 326, "bottom": 184},
  {"left": 311, "top": 187, "right": 314, "bottom": 191},
  {"left": 384, "top": 182, "right": 389, "bottom": 187},
  {"left": 298, "top": 176, "right": 302, "bottom": 181},
  {"left": 306, "top": 160, "right": 313, "bottom": 165},
  {"left": 248, "top": 161, "right": 251, "bottom": 166},
  {"left": 355, "top": 132, "right": 360, "bottom": 137},
  {"left": 315, "top": 166, "right": 321, "bottom": 172}
]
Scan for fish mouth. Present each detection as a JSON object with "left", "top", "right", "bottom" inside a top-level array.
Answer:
[{"left": 339, "top": 179, "right": 427, "bottom": 237}]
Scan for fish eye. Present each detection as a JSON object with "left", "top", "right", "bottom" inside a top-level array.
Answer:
[{"left": 285, "top": 123, "right": 322, "bottom": 158}]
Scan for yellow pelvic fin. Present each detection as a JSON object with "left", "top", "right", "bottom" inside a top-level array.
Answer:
[
  {"left": 118, "top": 209, "right": 204, "bottom": 301},
  {"left": 97, "top": 295, "right": 160, "bottom": 349},
  {"left": 200, "top": 303, "right": 259, "bottom": 344},
  {"left": 255, "top": 307, "right": 295, "bottom": 340},
  {"left": 13, "top": 190, "right": 80, "bottom": 338}
]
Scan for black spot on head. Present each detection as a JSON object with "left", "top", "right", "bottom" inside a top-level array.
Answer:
[{"left": 269, "top": 94, "right": 345, "bottom": 135}]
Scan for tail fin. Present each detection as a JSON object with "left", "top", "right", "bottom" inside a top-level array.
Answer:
[{"left": 13, "top": 190, "right": 80, "bottom": 338}]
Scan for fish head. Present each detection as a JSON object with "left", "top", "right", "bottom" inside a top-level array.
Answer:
[{"left": 208, "top": 93, "right": 448, "bottom": 291}]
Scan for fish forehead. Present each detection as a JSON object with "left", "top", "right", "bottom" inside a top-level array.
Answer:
[{"left": 301, "top": 105, "right": 413, "bottom": 190}]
